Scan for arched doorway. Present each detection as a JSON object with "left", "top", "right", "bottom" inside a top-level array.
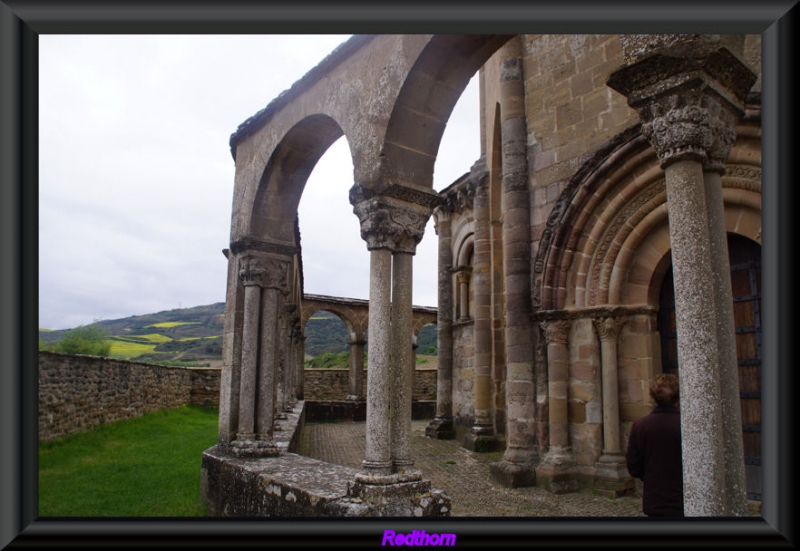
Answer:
[{"left": 657, "top": 233, "right": 762, "bottom": 500}]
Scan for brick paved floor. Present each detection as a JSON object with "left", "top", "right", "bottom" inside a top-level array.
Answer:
[{"left": 298, "top": 419, "right": 647, "bottom": 517}]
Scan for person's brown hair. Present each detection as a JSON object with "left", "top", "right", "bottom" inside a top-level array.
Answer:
[{"left": 650, "top": 373, "right": 679, "bottom": 406}]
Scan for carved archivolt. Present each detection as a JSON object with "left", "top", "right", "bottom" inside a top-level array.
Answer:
[{"left": 534, "top": 108, "right": 761, "bottom": 312}]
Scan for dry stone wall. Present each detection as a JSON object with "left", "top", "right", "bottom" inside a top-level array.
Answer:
[
  {"left": 38, "top": 352, "right": 437, "bottom": 441},
  {"left": 38, "top": 351, "right": 221, "bottom": 441}
]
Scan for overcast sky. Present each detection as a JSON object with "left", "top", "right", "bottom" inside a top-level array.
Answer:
[{"left": 38, "top": 35, "right": 480, "bottom": 330}]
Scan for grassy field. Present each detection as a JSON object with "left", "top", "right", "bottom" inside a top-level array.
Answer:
[{"left": 39, "top": 405, "right": 218, "bottom": 517}]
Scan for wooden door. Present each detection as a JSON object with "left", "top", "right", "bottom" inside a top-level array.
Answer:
[{"left": 657, "top": 234, "right": 762, "bottom": 500}]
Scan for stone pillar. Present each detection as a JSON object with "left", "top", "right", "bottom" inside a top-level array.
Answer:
[
  {"left": 346, "top": 336, "right": 366, "bottom": 401},
  {"left": 607, "top": 35, "right": 755, "bottom": 515},
  {"left": 456, "top": 268, "right": 471, "bottom": 321},
  {"left": 593, "top": 316, "right": 633, "bottom": 496},
  {"left": 349, "top": 183, "right": 436, "bottom": 492},
  {"left": 361, "top": 246, "right": 394, "bottom": 475},
  {"left": 390, "top": 251, "right": 415, "bottom": 472},
  {"left": 273, "top": 294, "right": 289, "bottom": 420},
  {"left": 231, "top": 254, "right": 282, "bottom": 457},
  {"left": 298, "top": 335, "right": 306, "bottom": 400},
  {"left": 537, "top": 319, "right": 577, "bottom": 493},
  {"left": 491, "top": 37, "right": 537, "bottom": 488},
  {"left": 463, "top": 158, "right": 498, "bottom": 452},
  {"left": 427, "top": 206, "right": 455, "bottom": 439},
  {"left": 703, "top": 128, "right": 750, "bottom": 517}
]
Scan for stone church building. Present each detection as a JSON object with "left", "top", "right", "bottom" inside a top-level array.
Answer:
[{"left": 207, "top": 34, "right": 762, "bottom": 517}]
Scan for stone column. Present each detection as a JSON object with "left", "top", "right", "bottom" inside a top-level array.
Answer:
[
  {"left": 361, "top": 246, "right": 394, "bottom": 475},
  {"left": 491, "top": 37, "right": 537, "bottom": 487},
  {"left": 298, "top": 335, "right": 306, "bottom": 400},
  {"left": 456, "top": 268, "right": 471, "bottom": 321},
  {"left": 427, "top": 206, "right": 455, "bottom": 439},
  {"left": 256, "top": 267, "right": 283, "bottom": 432},
  {"left": 463, "top": 158, "right": 498, "bottom": 452},
  {"left": 593, "top": 316, "right": 633, "bottom": 496},
  {"left": 350, "top": 183, "right": 435, "bottom": 488},
  {"left": 537, "top": 319, "right": 577, "bottom": 493},
  {"left": 391, "top": 251, "right": 415, "bottom": 472},
  {"left": 346, "top": 335, "right": 366, "bottom": 401},
  {"left": 232, "top": 255, "right": 281, "bottom": 457},
  {"left": 703, "top": 126, "right": 750, "bottom": 517},
  {"left": 607, "top": 35, "right": 755, "bottom": 515}
]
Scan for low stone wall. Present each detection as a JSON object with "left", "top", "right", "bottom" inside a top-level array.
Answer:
[
  {"left": 303, "top": 367, "right": 437, "bottom": 401},
  {"left": 38, "top": 351, "right": 221, "bottom": 441},
  {"left": 38, "top": 353, "right": 438, "bottom": 440}
]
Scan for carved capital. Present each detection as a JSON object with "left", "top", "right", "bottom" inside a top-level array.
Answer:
[
  {"left": 607, "top": 46, "right": 756, "bottom": 169},
  {"left": 639, "top": 96, "right": 714, "bottom": 165},
  {"left": 593, "top": 316, "right": 624, "bottom": 343},
  {"left": 541, "top": 319, "right": 570, "bottom": 345},
  {"left": 238, "top": 255, "right": 288, "bottom": 290},
  {"left": 455, "top": 267, "right": 472, "bottom": 285},
  {"left": 350, "top": 186, "right": 433, "bottom": 253}
]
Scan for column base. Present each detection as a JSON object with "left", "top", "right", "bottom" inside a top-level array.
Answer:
[
  {"left": 425, "top": 416, "right": 455, "bottom": 440},
  {"left": 349, "top": 472, "right": 451, "bottom": 516},
  {"left": 594, "top": 453, "right": 635, "bottom": 498},
  {"left": 345, "top": 394, "right": 365, "bottom": 402},
  {"left": 463, "top": 425, "right": 502, "bottom": 453},
  {"left": 536, "top": 447, "right": 578, "bottom": 494},
  {"left": 231, "top": 433, "right": 281, "bottom": 458},
  {"left": 489, "top": 460, "right": 537, "bottom": 488}
]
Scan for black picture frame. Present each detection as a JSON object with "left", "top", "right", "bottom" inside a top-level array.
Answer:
[{"left": 2, "top": 1, "right": 795, "bottom": 548}]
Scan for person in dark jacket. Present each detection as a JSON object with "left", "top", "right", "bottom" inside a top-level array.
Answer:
[{"left": 625, "top": 373, "right": 684, "bottom": 517}]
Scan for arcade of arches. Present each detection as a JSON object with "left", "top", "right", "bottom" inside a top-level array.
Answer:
[{"left": 205, "top": 34, "right": 763, "bottom": 517}]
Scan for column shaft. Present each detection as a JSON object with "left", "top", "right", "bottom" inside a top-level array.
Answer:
[
  {"left": 256, "top": 287, "right": 279, "bottom": 436},
  {"left": 363, "top": 248, "right": 393, "bottom": 474},
  {"left": 348, "top": 339, "right": 365, "bottom": 400},
  {"left": 237, "top": 283, "right": 261, "bottom": 436},
  {"left": 390, "top": 252, "right": 414, "bottom": 470},
  {"left": 664, "top": 159, "right": 728, "bottom": 516},
  {"left": 499, "top": 38, "right": 536, "bottom": 465},
  {"left": 703, "top": 169, "right": 749, "bottom": 515}
]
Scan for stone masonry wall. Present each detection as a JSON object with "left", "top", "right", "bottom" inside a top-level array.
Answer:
[
  {"left": 302, "top": 367, "right": 437, "bottom": 401},
  {"left": 38, "top": 351, "right": 221, "bottom": 441},
  {"left": 39, "top": 352, "right": 436, "bottom": 440}
]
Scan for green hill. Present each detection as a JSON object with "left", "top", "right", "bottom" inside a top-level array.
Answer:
[{"left": 40, "top": 303, "right": 438, "bottom": 366}]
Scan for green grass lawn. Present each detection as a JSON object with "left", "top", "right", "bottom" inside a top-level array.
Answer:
[{"left": 38, "top": 405, "right": 218, "bottom": 517}]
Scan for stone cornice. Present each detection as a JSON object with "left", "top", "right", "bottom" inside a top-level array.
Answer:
[
  {"left": 533, "top": 305, "right": 657, "bottom": 323},
  {"left": 229, "top": 237, "right": 297, "bottom": 258}
]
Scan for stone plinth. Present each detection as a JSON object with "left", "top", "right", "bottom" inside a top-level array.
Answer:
[
  {"left": 202, "top": 400, "right": 450, "bottom": 517},
  {"left": 489, "top": 460, "right": 536, "bottom": 489},
  {"left": 425, "top": 416, "right": 455, "bottom": 440}
]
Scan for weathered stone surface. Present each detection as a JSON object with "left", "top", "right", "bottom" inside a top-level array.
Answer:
[
  {"left": 202, "top": 401, "right": 451, "bottom": 517},
  {"left": 38, "top": 351, "right": 220, "bottom": 441}
]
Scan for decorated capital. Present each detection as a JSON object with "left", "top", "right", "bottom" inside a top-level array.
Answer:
[
  {"left": 607, "top": 40, "right": 756, "bottom": 170},
  {"left": 541, "top": 319, "right": 571, "bottom": 345},
  {"left": 349, "top": 183, "right": 436, "bottom": 254}
]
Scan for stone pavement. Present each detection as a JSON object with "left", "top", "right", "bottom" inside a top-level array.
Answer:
[{"left": 298, "top": 419, "right": 648, "bottom": 517}]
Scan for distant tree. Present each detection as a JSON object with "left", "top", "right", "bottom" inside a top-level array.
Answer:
[{"left": 53, "top": 322, "right": 111, "bottom": 357}]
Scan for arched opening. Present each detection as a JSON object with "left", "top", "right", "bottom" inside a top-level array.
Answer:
[
  {"left": 297, "top": 136, "right": 368, "bottom": 301},
  {"left": 657, "top": 233, "right": 762, "bottom": 500},
  {"left": 303, "top": 309, "right": 352, "bottom": 368}
]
